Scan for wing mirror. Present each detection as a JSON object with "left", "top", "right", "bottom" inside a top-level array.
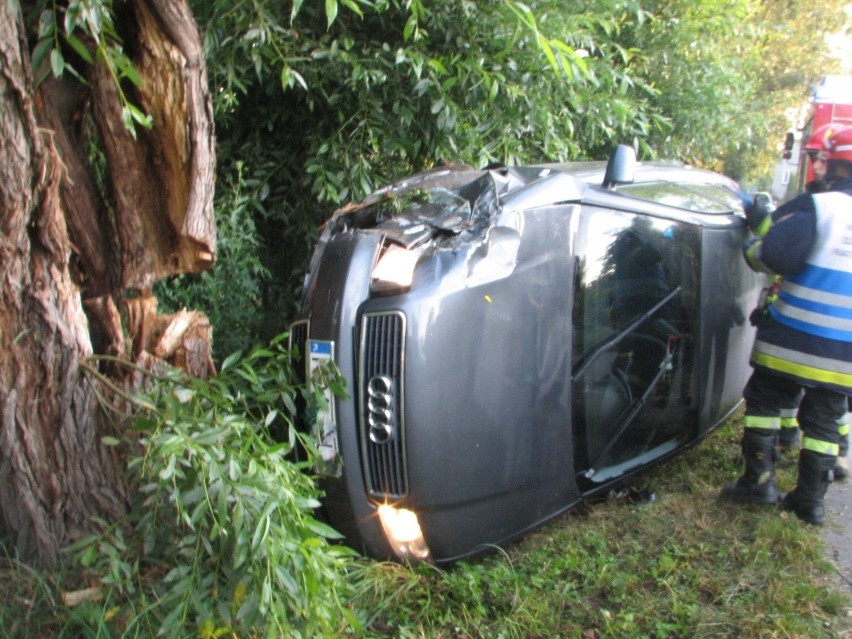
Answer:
[{"left": 603, "top": 144, "right": 636, "bottom": 189}]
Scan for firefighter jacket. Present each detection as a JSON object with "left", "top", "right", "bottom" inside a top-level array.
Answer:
[{"left": 743, "top": 178, "right": 852, "bottom": 392}]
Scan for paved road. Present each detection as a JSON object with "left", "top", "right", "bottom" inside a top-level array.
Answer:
[{"left": 823, "top": 447, "right": 852, "bottom": 598}]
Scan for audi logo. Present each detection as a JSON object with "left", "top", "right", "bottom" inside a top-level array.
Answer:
[{"left": 367, "top": 375, "right": 395, "bottom": 444}]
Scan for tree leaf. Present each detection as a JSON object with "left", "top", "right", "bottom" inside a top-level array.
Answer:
[
  {"left": 291, "top": 0, "right": 305, "bottom": 23},
  {"left": 50, "top": 48, "right": 65, "bottom": 78},
  {"left": 325, "top": 0, "right": 338, "bottom": 28},
  {"left": 64, "top": 33, "right": 94, "bottom": 64},
  {"left": 31, "top": 38, "right": 54, "bottom": 73}
]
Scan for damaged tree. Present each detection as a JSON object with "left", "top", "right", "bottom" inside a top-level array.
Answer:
[{"left": 0, "top": 0, "right": 215, "bottom": 567}]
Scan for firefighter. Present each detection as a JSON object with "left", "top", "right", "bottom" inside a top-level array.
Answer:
[
  {"left": 772, "top": 124, "right": 848, "bottom": 455},
  {"left": 720, "top": 124, "right": 852, "bottom": 525},
  {"left": 803, "top": 122, "right": 846, "bottom": 194}
]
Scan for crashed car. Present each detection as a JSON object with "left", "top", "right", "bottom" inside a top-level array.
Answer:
[{"left": 289, "top": 144, "right": 763, "bottom": 563}]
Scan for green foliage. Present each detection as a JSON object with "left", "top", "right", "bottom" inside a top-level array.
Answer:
[
  {"left": 191, "top": 0, "right": 673, "bottom": 346},
  {"left": 9, "top": 3, "right": 852, "bottom": 636},
  {"left": 626, "top": 0, "right": 849, "bottom": 185},
  {"left": 185, "top": 0, "right": 850, "bottom": 346},
  {"left": 726, "top": 0, "right": 849, "bottom": 186},
  {"left": 74, "top": 337, "right": 362, "bottom": 638},
  {"left": 26, "top": 0, "right": 152, "bottom": 135},
  {"left": 623, "top": 0, "right": 757, "bottom": 166},
  {"left": 154, "top": 163, "right": 273, "bottom": 362}
]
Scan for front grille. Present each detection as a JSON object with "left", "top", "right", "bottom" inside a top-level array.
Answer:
[
  {"left": 288, "top": 320, "right": 309, "bottom": 384},
  {"left": 359, "top": 311, "right": 407, "bottom": 498}
]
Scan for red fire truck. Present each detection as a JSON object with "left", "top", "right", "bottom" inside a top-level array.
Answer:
[{"left": 795, "top": 75, "right": 852, "bottom": 191}]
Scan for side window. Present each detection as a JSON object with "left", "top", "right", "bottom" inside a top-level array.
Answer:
[{"left": 571, "top": 209, "right": 699, "bottom": 485}]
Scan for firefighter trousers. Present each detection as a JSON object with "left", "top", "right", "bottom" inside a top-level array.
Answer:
[{"left": 742, "top": 368, "right": 845, "bottom": 456}]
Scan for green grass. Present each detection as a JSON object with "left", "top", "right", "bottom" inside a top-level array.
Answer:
[
  {"left": 349, "top": 417, "right": 852, "bottom": 638},
  {"left": 2, "top": 416, "right": 850, "bottom": 638}
]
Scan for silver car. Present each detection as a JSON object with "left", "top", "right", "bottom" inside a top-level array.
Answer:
[{"left": 290, "top": 145, "right": 763, "bottom": 563}]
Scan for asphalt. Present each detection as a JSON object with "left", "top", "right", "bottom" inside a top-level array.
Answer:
[{"left": 823, "top": 447, "right": 852, "bottom": 599}]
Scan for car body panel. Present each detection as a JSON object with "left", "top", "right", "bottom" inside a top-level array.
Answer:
[{"left": 291, "top": 149, "right": 763, "bottom": 562}]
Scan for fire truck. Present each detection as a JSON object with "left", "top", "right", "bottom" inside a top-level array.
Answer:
[{"left": 783, "top": 75, "right": 852, "bottom": 195}]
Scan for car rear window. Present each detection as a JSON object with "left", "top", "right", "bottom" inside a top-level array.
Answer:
[{"left": 616, "top": 181, "right": 743, "bottom": 214}]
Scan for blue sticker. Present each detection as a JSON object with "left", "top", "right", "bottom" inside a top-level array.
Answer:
[{"left": 310, "top": 341, "right": 333, "bottom": 356}]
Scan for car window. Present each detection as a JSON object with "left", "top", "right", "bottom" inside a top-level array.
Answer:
[
  {"left": 616, "top": 181, "right": 743, "bottom": 214},
  {"left": 571, "top": 208, "right": 699, "bottom": 484}
]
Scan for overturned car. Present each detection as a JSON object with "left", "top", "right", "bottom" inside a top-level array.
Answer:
[{"left": 289, "top": 145, "right": 763, "bottom": 563}]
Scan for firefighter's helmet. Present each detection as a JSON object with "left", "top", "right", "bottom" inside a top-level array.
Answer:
[
  {"left": 824, "top": 125, "right": 852, "bottom": 162},
  {"left": 804, "top": 123, "right": 845, "bottom": 153}
]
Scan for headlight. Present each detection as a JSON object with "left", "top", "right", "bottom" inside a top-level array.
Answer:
[
  {"left": 377, "top": 504, "right": 432, "bottom": 562},
  {"left": 371, "top": 244, "right": 420, "bottom": 294}
]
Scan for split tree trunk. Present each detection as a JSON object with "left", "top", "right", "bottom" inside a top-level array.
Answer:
[{"left": 0, "top": 0, "right": 215, "bottom": 567}]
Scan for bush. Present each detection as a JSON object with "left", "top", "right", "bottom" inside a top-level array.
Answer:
[{"left": 77, "top": 335, "right": 362, "bottom": 638}]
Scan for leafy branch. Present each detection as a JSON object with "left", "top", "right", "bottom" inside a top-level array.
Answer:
[
  {"left": 30, "top": 0, "right": 152, "bottom": 135},
  {"left": 75, "top": 335, "right": 362, "bottom": 637}
]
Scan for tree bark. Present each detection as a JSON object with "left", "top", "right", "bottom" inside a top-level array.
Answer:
[
  {"left": 0, "top": 2, "right": 126, "bottom": 568},
  {"left": 90, "top": 0, "right": 216, "bottom": 291},
  {"left": 0, "top": 0, "right": 216, "bottom": 567}
]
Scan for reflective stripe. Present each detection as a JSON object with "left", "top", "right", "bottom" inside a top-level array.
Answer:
[
  {"left": 771, "top": 299, "right": 852, "bottom": 340},
  {"left": 743, "top": 415, "right": 780, "bottom": 430},
  {"left": 802, "top": 436, "right": 839, "bottom": 456},
  {"left": 753, "top": 339, "right": 852, "bottom": 374},
  {"left": 770, "top": 193, "right": 852, "bottom": 341},
  {"left": 745, "top": 241, "right": 772, "bottom": 274},
  {"left": 787, "top": 262, "right": 852, "bottom": 295},
  {"left": 752, "top": 192, "right": 852, "bottom": 390},
  {"left": 782, "top": 281, "right": 852, "bottom": 311},
  {"left": 780, "top": 417, "right": 799, "bottom": 428},
  {"left": 839, "top": 421, "right": 850, "bottom": 436},
  {"left": 752, "top": 349, "right": 852, "bottom": 387},
  {"left": 755, "top": 214, "right": 772, "bottom": 238}
]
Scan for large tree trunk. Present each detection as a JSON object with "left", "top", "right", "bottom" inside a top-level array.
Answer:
[
  {"left": 0, "top": 0, "right": 215, "bottom": 567},
  {"left": 0, "top": 1, "right": 123, "bottom": 569}
]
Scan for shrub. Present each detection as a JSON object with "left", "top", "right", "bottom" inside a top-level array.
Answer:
[{"left": 77, "top": 335, "right": 361, "bottom": 638}]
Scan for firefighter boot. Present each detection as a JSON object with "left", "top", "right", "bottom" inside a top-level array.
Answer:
[
  {"left": 781, "top": 450, "right": 836, "bottom": 526},
  {"left": 720, "top": 429, "right": 780, "bottom": 505}
]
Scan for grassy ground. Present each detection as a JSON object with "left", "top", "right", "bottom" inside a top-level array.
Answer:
[
  {"left": 350, "top": 416, "right": 852, "bottom": 639},
  {"left": 2, "top": 416, "right": 850, "bottom": 638}
]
